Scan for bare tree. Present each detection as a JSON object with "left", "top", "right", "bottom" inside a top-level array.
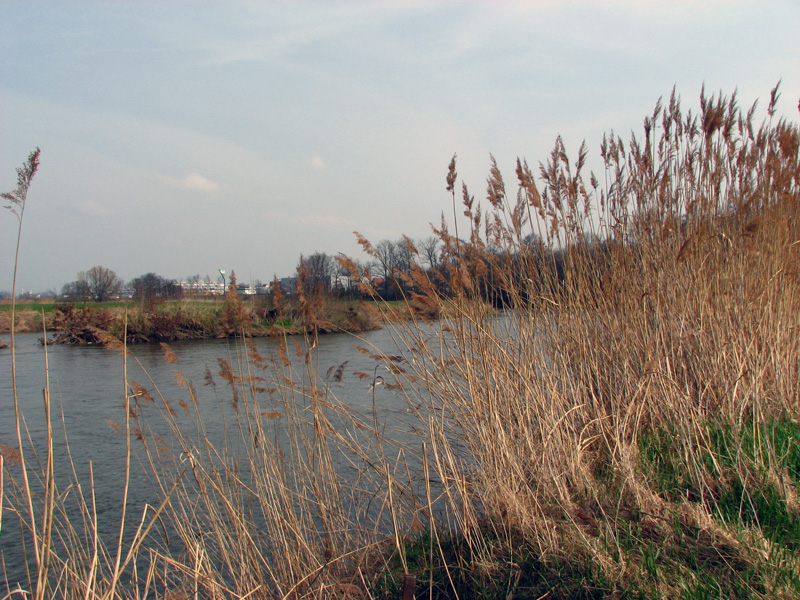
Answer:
[
  {"left": 394, "top": 237, "right": 413, "bottom": 275},
  {"left": 371, "top": 238, "right": 416, "bottom": 298},
  {"left": 418, "top": 236, "right": 441, "bottom": 270},
  {"left": 129, "top": 272, "right": 182, "bottom": 307},
  {"left": 61, "top": 279, "right": 90, "bottom": 301},
  {"left": 300, "top": 252, "right": 336, "bottom": 293},
  {"left": 372, "top": 240, "right": 396, "bottom": 297},
  {"left": 78, "top": 265, "right": 122, "bottom": 302}
]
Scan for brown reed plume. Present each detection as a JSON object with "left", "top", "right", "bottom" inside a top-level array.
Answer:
[{"left": 372, "top": 82, "right": 800, "bottom": 597}]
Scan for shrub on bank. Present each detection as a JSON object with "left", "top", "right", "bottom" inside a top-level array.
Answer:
[{"left": 42, "top": 293, "right": 385, "bottom": 345}]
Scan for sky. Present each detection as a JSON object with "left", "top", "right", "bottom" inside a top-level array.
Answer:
[{"left": 2, "top": 0, "right": 799, "bottom": 294}]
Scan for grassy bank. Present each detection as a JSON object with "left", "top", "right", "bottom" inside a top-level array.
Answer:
[
  {"left": 3, "top": 85, "right": 800, "bottom": 598},
  {"left": 0, "top": 296, "right": 384, "bottom": 344}
]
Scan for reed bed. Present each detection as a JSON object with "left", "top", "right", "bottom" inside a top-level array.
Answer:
[
  {"left": 3, "top": 84, "right": 800, "bottom": 598},
  {"left": 353, "top": 83, "right": 800, "bottom": 598}
]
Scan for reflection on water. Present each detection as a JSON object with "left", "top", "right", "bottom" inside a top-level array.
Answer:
[{"left": 0, "top": 327, "right": 429, "bottom": 592}]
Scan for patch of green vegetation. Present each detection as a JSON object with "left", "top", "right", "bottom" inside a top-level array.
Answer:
[
  {"left": 372, "top": 530, "right": 641, "bottom": 600},
  {"left": 372, "top": 418, "right": 800, "bottom": 599},
  {"left": 638, "top": 425, "right": 697, "bottom": 502},
  {"left": 0, "top": 302, "right": 62, "bottom": 314},
  {"left": 378, "top": 515, "right": 793, "bottom": 598},
  {"left": 637, "top": 417, "right": 800, "bottom": 598},
  {"left": 641, "top": 418, "right": 800, "bottom": 505}
]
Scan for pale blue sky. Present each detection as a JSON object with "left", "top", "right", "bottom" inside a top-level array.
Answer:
[{"left": 2, "top": 1, "right": 798, "bottom": 292}]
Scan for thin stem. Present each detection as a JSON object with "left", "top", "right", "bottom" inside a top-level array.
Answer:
[
  {"left": 4, "top": 149, "right": 42, "bottom": 587},
  {"left": 107, "top": 311, "right": 130, "bottom": 599},
  {"left": 35, "top": 313, "right": 54, "bottom": 600}
]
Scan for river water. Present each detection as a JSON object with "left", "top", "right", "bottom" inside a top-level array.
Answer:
[{"left": 1, "top": 327, "right": 430, "bottom": 593}]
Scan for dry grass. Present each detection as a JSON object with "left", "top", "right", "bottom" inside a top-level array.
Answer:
[
  {"left": 0, "top": 308, "right": 56, "bottom": 334},
  {"left": 126, "top": 335, "right": 425, "bottom": 598},
  {"left": 360, "top": 83, "right": 800, "bottom": 597},
  {"left": 3, "top": 85, "right": 800, "bottom": 598}
]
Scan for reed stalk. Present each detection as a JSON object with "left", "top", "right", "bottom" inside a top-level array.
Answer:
[{"left": 3, "top": 149, "right": 44, "bottom": 595}]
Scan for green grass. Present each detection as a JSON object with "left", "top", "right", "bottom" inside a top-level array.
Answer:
[
  {"left": 0, "top": 298, "right": 229, "bottom": 311},
  {"left": 372, "top": 530, "right": 628, "bottom": 599},
  {"left": 10, "top": 295, "right": 383, "bottom": 342},
  {"left": 0, "top": 300, "right": 148, "bottom": 315},
  {"left": 0, "top": 301, "right": 64, "bottom": 314},
  {"left": 368, "top": 417, "right": 800, "bottom": 599},
  {"left": 635, "top": 417, "right": 800, "bottom": 598}
]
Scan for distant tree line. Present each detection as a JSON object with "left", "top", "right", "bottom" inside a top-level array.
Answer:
[
  {"left": 128, "top": 273, "right": 183, "bottom": 303},
  {"left": 308, "top": 231, "right": 588, "bottom": 308},
  {"left": 55, "top": 230, "right": 570, "bottom": 308},
  {"left": 61, "top": 265, "right": 123, "bottom": 302},
  {"left": 291, "top": 233, "right": 569, "bottom": 305},
  {"left": 60, "top": 266, "right": 182, "bottom": 305},
  {"left": 293, "top": 235, "right": 442, "bottom": 301}
]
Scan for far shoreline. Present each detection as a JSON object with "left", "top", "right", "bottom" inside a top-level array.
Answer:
[{"left": 0, "top": 296, "right": 422, "bottom": 346}]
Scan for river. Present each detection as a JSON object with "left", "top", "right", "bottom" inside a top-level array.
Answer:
[{"left": 1, "top": 327, "right": 430, "bottom": 594}]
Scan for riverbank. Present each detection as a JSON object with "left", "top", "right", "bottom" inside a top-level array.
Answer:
[
  {"left": 0, "top": 296, "right": 410, "bottom": 345},
  {"left": 0, "top": 300, "right": 58, "bottom": 334}
]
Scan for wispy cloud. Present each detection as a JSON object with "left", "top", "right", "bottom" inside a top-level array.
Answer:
[
  {"left": 295, "top": 214, "right": 356, "bottom": 228},
  {"left": 161, "top": 172, "right": 222, "bottom": 193},
  {"left": 307, "top": 153, "right": 326, "bottom": 170},
  {"left": 200, "top": 13, "right": 348, "bottom": 67},
  {"left": 74, "top": 199, "right": 110, "bottom": 216}
]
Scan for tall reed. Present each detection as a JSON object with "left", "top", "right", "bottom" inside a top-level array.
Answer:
[
  {"left": 360, "top": 83, "right": 800, "bottom": 597},
  {"left": 4, "top": 84, "right": 800, "bottom": 598}
]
